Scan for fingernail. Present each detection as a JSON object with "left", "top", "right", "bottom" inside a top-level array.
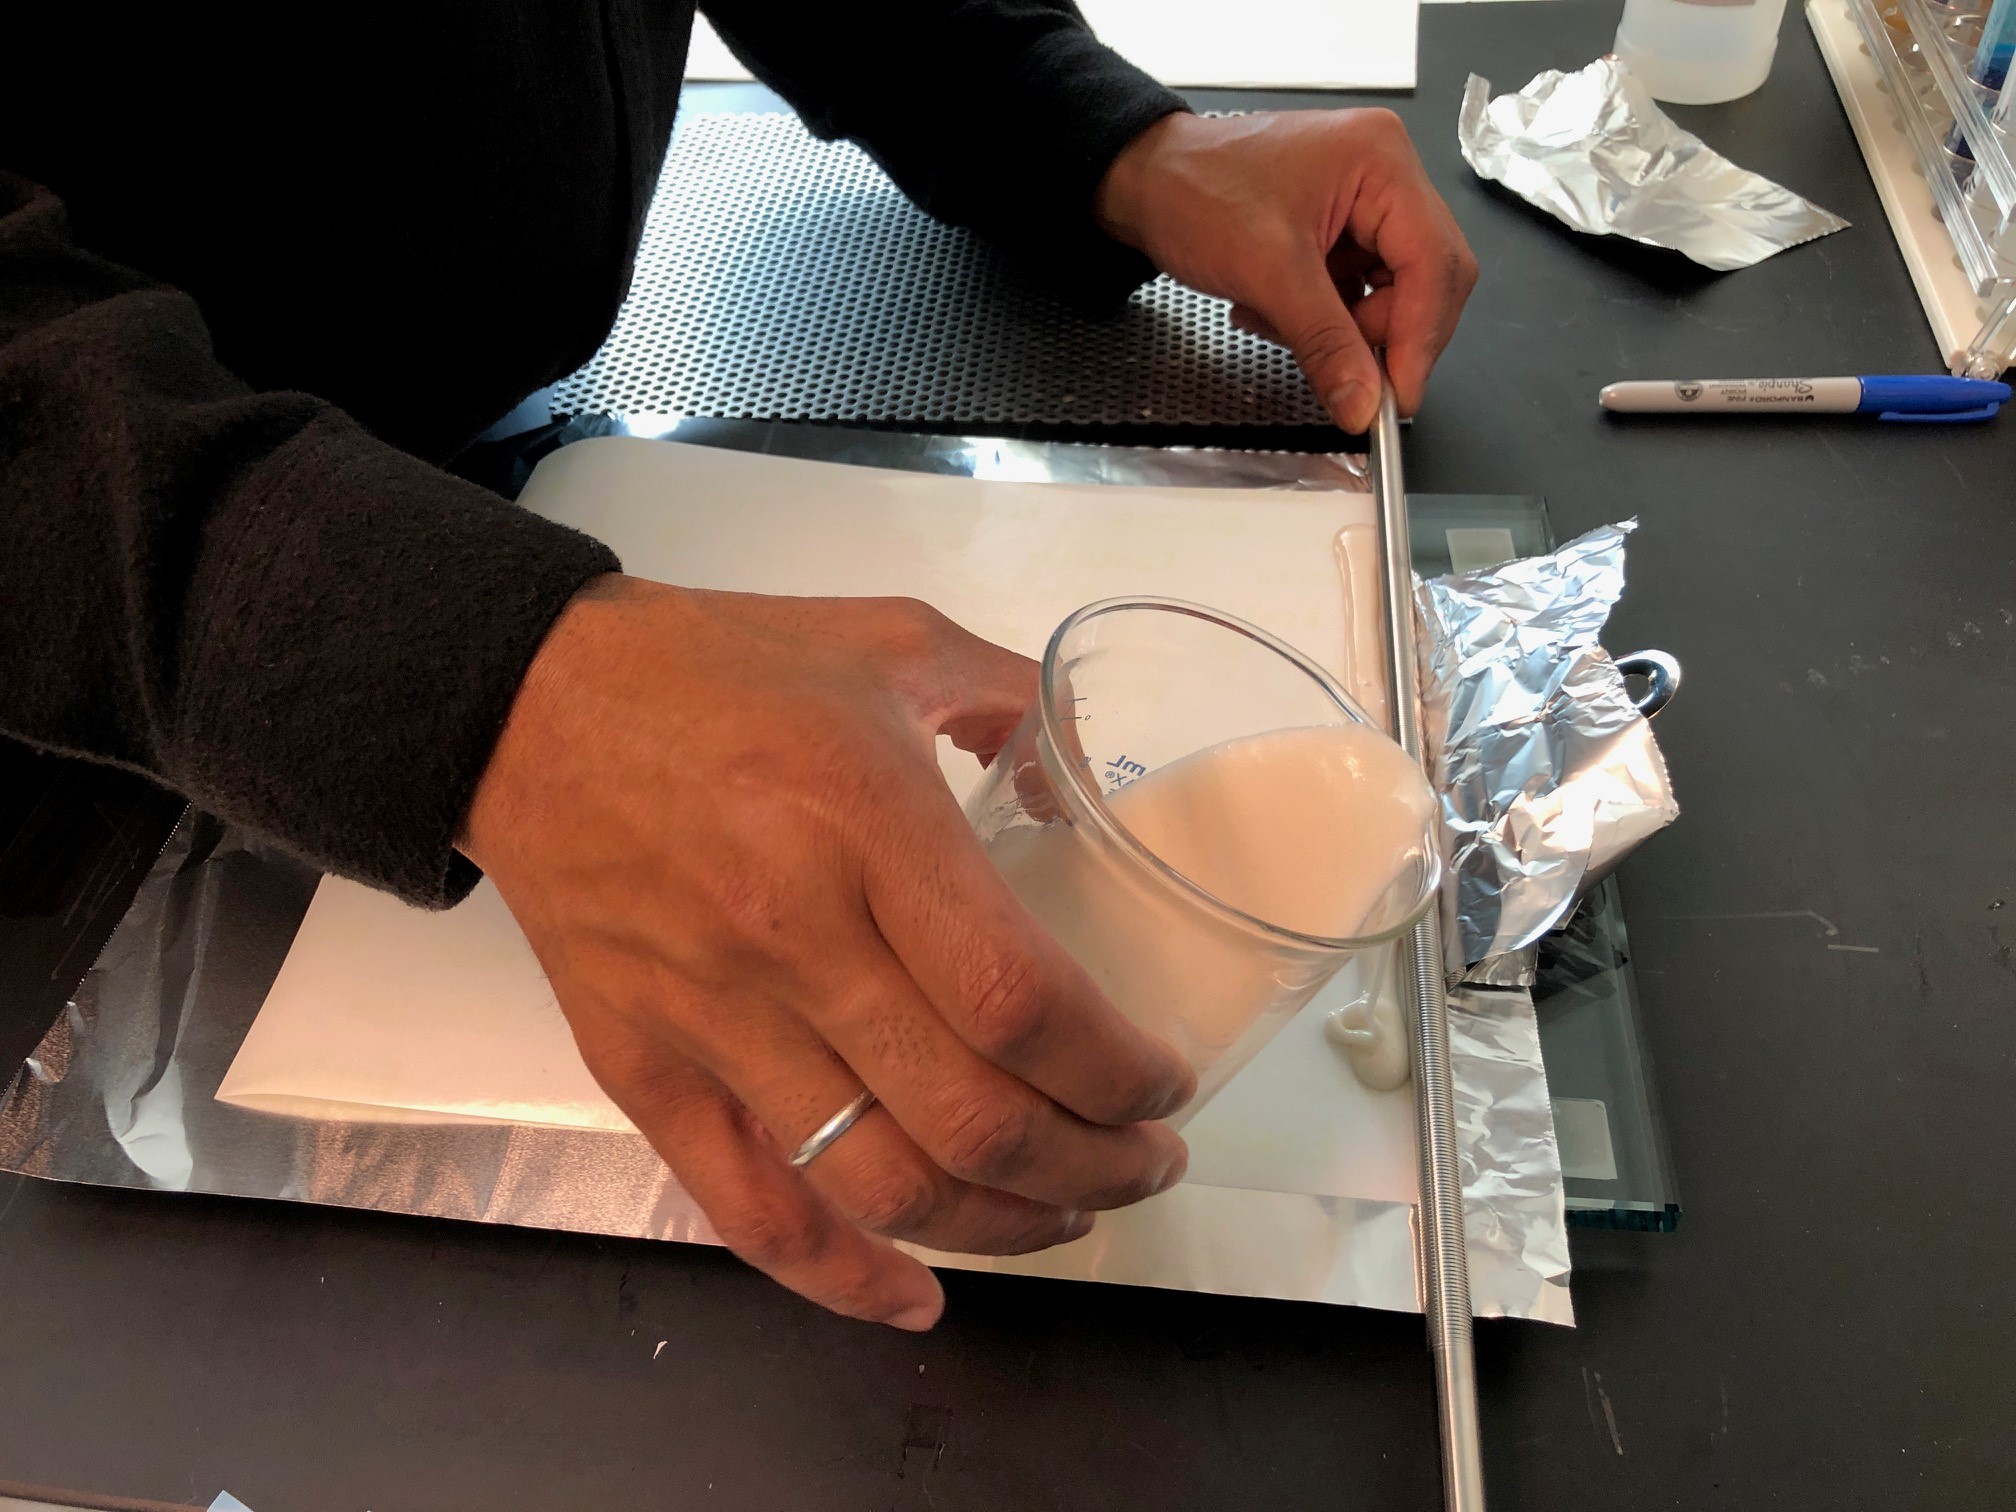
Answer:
[
  {"left": 1063, "top": 1211, "right": 1095, "bottom": 1242},
  {"left": 889, "top": 1300, "right": 942, "bottom": 1332},
  {"left": 1326, "top": 382, "right": 1371, "bottom": 433},
  {"left": 1152, "top": 1144, "right": 1190, "bottom": 1195}
]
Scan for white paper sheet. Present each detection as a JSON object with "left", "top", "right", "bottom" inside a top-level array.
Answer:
[
  {"left": 220, "top": 440, "right": 1417, "bottom": 1206},
  {"left": 686, "top": 0, "right": 1419, "bottom": 92}
]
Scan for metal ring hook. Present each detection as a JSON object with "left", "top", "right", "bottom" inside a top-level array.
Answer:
[{"left": 1615, "top": 650, "right": 1682, "bottom": 719}]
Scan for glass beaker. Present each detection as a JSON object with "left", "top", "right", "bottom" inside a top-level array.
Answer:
[{"left": 966, "top": 598, "right": 1441, "bottom": 1127}]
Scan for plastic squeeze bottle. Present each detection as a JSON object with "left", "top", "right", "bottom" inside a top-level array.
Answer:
[{"left": 1613, "top": 0, "right": 1793, "bottom": 103}]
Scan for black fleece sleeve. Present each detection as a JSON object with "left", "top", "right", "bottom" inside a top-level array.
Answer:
[
  {"left": 0, "top": 172, "right": 620, "bottom": 907},
  {"left": 699, "top": 0, "right": 1187, "bottom": 307}
]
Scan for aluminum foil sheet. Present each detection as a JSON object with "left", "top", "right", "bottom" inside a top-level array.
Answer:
[
  {"left": 1419, "top": 522, "right": 1680, "bottom": 977},
  {"left": 1458, "top": 56, "right": 1849, "bottom": 271},
  {"left": 567, "top": 412, "right": 1374, "bottom": 491},
  {"left": 0, "top": 424, "right": 1570, "bottom": 1325},
  {"left": 0, "top": 813, "right": 1569, "bottom": 1322},
  {"left": 1462, "top": 947, "right": 1541, "bottom": 990}
]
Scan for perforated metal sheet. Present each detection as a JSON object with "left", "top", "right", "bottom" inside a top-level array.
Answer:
[{"left": 550, "top": 112, "right": 1333, "bottom": 427}]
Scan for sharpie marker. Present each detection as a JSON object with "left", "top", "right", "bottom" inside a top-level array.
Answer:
[{"left": 1599, "top": 375, "right": 2010, "bottom": 423}]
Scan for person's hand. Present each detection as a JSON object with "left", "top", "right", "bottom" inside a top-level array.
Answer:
[
  {"left": 460, "top": 577, "right": 1194, "bottom": 1329},
  {"left": 1095, "top": 108, "right": 1479, "bottom": 433}
]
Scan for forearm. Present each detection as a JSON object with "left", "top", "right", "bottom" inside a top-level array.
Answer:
[
  {"left": 0, "top": 172, "right": 618, "bottom": 905},
  {"left": 700, "top": 0, "right": 1185, "bottom": 304}
]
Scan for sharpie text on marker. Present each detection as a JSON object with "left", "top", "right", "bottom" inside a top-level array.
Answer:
[{"left": 1599, "top": 375, "right": 2009, "bottom": 423}]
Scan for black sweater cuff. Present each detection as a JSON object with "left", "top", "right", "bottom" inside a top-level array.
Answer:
[
  {"left": 706, "top": 0, "right": 1188, "bottom": 311},
  {"left": 994, "top": 25, "right": 1188, "bottom": 308},
  {"left": 171, "top": 412, "right": 619, "bottom": 907}
]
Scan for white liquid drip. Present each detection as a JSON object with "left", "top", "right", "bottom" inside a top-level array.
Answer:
[
  {"left": 985, "top": 724, "right": 1434, "bottom": 1118},
  {"left": 1323, "top": 964, "right": 1411, "bottom": 1092}
]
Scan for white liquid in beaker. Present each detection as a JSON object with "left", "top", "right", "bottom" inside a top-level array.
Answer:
[{"left": 984, "top": 724, "right": 1436, "bottom": 1117}]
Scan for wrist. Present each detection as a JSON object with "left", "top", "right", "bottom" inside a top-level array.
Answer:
[
  {"left": 1093, "top": 109, "right": 1196, "bottom": 252},
  {"left": 459, "top": 571, "right": 657, "bottom": 871}
]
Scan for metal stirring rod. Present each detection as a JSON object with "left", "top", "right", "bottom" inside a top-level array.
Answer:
[{"left": 1367, "top": 375, "right": 1487, "bottom": 1512}]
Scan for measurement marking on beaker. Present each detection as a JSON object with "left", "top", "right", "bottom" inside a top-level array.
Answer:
[{"left": 1104, "top": 753, "right": 1147, "bottom": 789}]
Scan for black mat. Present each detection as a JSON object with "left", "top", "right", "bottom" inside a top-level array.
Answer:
[{"left": 549, "top": 111, "right": 1332, "bottom": 428}]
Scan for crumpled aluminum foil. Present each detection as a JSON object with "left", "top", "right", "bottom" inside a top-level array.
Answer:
[
  {"left": 1418, "top": 521, "right": 1679, "bottom": 980},
  {"left": 1458, "top": 56, "right": 1849, "bottom": 271}
]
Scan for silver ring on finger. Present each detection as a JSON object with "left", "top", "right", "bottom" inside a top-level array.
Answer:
[{"left": 788, "top": 1089, "right": 879, "bottom": 1169}]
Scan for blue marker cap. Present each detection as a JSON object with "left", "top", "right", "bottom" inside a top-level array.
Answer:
[{"left": 1856, "top": 374, "right": 2011, "bottom": 423}]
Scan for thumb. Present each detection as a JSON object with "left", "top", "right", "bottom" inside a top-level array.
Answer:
[
  {"left": 1252, "top": 261, "right": 1383, "bottom": 433},
  {"left": 919, "top": 616, "right": 1040, "bottom": 764}
]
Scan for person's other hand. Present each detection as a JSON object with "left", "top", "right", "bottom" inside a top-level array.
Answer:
[
  {"left": 1095, "top": 108, "right": 1479, "bottom": 433},
  {"left": 460, "top": 577, "right": 1194, "bottom": 1329}
]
